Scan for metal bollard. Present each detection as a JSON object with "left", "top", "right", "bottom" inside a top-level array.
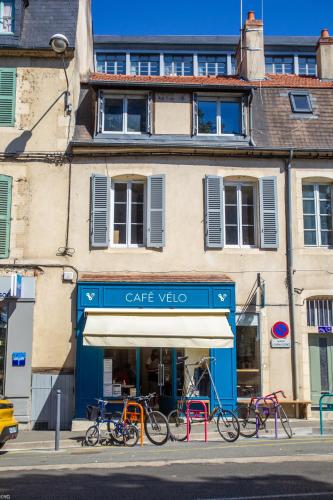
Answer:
[{"left": 55, "top": 389, "right": 61, "bottom": 451}]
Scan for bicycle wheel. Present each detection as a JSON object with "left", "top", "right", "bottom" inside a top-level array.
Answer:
[
  {"left": 85, "top": 425, "right": 100, "bottom": 446},
  {"left": 237, "top": 405, "right": 257, "bottom": 438},
  {"left": 279, "top": 406, "right": 293, "bottom": 438},
  {"left": 107, "top": 413, "right": 123, "bottom": 445},
  {"left": 123, "top": 424, "right": 140, "bottom": 447},
  {"left": 216, "top": 409, "right": 240, "bottom": 442},
  {"left": 168, "top": 409, "right": 189, "bottom": 442},
  {"left": 144, "top": 410, "right": 170, "bottom": 445}
]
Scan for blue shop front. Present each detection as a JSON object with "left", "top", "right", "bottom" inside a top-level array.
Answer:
[{"left": 76, "top": 280, "right": 236, "bottom": 417}]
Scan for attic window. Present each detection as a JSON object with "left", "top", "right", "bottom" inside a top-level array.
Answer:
[
  {"left": 0, "top": 1, "right": 14, "bottom": 33},
  {"left": 290, "top": 92, "right": 312, "bottom": 113}
]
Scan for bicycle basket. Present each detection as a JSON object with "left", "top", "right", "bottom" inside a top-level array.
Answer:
[{"left": 86, "top": 405, "right": 101, "bottom": 421}]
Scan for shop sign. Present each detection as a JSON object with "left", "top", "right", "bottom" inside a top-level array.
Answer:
[
  {"left": 318, "top": 326, "right": 332, "bottom": 334},
  {"left": 271, "top": 338, "right": 291, "bottom": 348},
  {"left": 272, "top": 321, "right": 289, "bottom": 339},
  {"left": 12, "top": 352, "right": 26, "bottom": 367}
]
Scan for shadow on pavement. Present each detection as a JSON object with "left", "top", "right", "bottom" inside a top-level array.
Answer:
[{"left": 0, "top": 467, "right": 333, "bottom": 500}]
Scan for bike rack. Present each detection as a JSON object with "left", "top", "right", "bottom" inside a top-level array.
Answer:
[
  {"left": 124, "top": 401, "right": 144, "bottom": 447},
  {"left": 186, "top": 400, "right": 208, "bottom": 443},
  {"left": 255, "top": 397, "right": 279, "bottom": 439},
  {"left": 319, "top": 393, "right": 333, "bottom": 436}
]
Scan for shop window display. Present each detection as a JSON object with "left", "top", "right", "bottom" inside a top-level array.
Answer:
[{"left": 236, "top": 325, "right": 261, "bottom": 398}]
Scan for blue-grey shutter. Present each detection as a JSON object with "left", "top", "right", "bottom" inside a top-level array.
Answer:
[
  {"left": 259, "top": 176, "right": 279, "bottom": 249},
  {"left": 147, "top": 175, "right": 165, "bottom": 248},
  {"left": 205, "top": 175, "right": 224, "bottom": 248},
  {"left": 192, "top": 93, "right": 198, "bottom": 136},
  {"left": 147, "top": 91, "right": 153, "bottom": 134},
  {"left": 0, "top": 68, "right": 16, "bottom": 127},
  {"left": 90, "top": 175, "right": 110, "bottom": 248},
  {"left": 0, "top": 175, "right": 12, "bottom": 259}
]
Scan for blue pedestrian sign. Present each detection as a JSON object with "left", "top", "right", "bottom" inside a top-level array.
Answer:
[
  {"left": 12, "top": 352, "right": 26, "bottom": 367},
  {"left": 272, "top": 322, "right": 289, "bottom": 339}
]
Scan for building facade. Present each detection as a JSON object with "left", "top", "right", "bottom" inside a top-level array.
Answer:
[{"left": 1, "top": 5, "right": 333, "bottom": 427}]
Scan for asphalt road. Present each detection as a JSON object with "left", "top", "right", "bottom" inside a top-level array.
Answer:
[{"left": 0, "top": 437, "right": 333, "bottom": 499}]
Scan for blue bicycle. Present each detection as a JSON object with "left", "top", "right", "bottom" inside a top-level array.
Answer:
[{"left": 85, "top": 398, "right": 139, "bottom": 447}]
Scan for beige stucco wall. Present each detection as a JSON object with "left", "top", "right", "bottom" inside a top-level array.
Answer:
[{"left": 154, "top": 93, "right": 192, "bottom": 134}]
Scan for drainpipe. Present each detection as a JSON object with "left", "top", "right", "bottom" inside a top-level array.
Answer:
[
  {"left": 248, "top": 89, "right": 256, "bottom": 147},
  {"left": 286, "top": 149, "right": 299, "bottom": 414}
]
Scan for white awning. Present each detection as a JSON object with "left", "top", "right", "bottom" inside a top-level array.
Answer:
[{"left": 83, "top": 308, "right": 233, "bottom": 349}]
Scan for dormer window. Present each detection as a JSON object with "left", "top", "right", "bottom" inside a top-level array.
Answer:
[
  {"left": 290, "top": 91, "right": 313, "bottom": 113},
  {"left": 196, "top": 96, "right": 243, "bottom": 136},
  {"left": 100, "top": 93, "right": 149, "bottom": 134},
  {"left": 265, "top": 56, "right": 294, "bottom": 74},
  {"left": 0, "top": 1, "right": 14, "bottom": 33},
  {"left": 164, "top": 55, "right": 193, "bottom": 76}
]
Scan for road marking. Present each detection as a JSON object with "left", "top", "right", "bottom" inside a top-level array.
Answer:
[
  {"left": 1, "top": 453, "right": 333, "bottom": 472},
  {"left": 201, "top": 492, "right": 333, "bottom": 500}
]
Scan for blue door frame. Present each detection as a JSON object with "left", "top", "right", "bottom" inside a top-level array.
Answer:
[{"left": 75, "top": 281, "right": 236, "bottom": 418}]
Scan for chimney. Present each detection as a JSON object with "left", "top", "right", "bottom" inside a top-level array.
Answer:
[
  {"left": 316, "top": 29, "right": 333, "bottom": 80},
  {"left": 237, "top": 11, "right": 265, "bottom": 81}
]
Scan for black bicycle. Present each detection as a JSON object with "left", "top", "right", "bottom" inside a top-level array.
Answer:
[{"left": 130, "top": 393, "right": 170, "bottom": 446}]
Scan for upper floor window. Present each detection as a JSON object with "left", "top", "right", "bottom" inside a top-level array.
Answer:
[
  {"left": 290, "top": 91, "right": 312, "bottom": 113},
  {"left": 307, "top": 299, "right": 333, "bottom": 327},
  {"left": 198, "top": 55, "right": 227, "bottom": 76},
  {"left": 299, "top": 56, "right": 317, "bottom": 76},
  {"left": 96, "top": 53, "right": 126, "bottom": 74},
  {"left": 265, "top": 56, "right": 294, "bottom": 74},
  {"left": 303, "top": 184, "right": 333, "bottom": 247},
  {"left": 102, "top": 94, "right": 148, "bottom": 134},
  {"left": 0, "top": 1, "right": 13, "bottom": 33},
  {"left": 164, "top": 55, "right": 193, "bottom": 76},
  {"left": 225, "top": 183, "right": 256, "bottom": 247},
  {"left": 111, "top": 181, "right": 145, "bottom": 247},
  {"left": 197, "top": 97, "right": 242, "bottom": 135},
  {"left": 131, "top": 54, "right": 160, "bottom": 76}
]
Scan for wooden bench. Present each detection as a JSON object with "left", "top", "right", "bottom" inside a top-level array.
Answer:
[{"left": 237, "top": 399, "right": 312, "bottom": 419}]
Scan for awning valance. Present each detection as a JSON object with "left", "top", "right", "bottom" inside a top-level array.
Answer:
[{"left": 83, "top": 308, "right": 233, "bottom": 349}]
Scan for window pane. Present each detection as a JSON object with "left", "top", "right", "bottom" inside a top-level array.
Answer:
[
  {"left": 320, "top": 216, "right": 332, "bottom": 230},
  {"left": 321, "top": 231, "right": 333, "bottom": 246},
  {"left": 114, "top": 204, "right": 127, "bottom": 224},
  {"left": 225, "top": 186, "right": 237, "bottom": 204},
  {"left": 226, "top": 226, "right": 238, "bottom": 245},
  {"left": 221, "top": 102, "right": 241, "bottom": 134},
  {"left": 304, "top": 230, "right": 317, "bottom": 245},
  {"left": 198, "top": 101, "right": 217, "bottom": 134},
  {"left": 132, "top": 183, "right": 144, "bottom": 203},
  {"left": 1, "top": 2, "right": 13, "bottom": 33},
  {"left": 241, "top": 186, "right": 254, "bottom": 205},
  {"left": 302, "top": 185, "right": 315, "bottom": 198},
  {"left": 304, "top": 215, "right": 316, "bottom": 229},
  {"left": 225, "top": 206, "right": 237, "bottom": 224},
  {"left": 104, "top": 99, "right": 123, "bottom": 132},
  {"left": 303, "top": 199, "right": 315, "bottom": 214},
  {"left": 242, "top": 225, "right": 255, "bottom": 245},
  {"left": 114, "top": 183, "right": 127, "bottom": 202},
  {"left": 292, "top": 94, "right": 311, "bottom": 112},
  {"left": 242, "top": 205, "right": 254, "bottom": 225},
  {"left": 131, "top": 224, "right": 143, "bottom": 245},
  {"left": 320, "top": 201, "right": 332, "bottom": 216},
  {"left": 319, "top": 185, "right": 332, "bottom": 201},
  {"left": 114, "top": 224, "right": 127, "bottom": 244},
  {"left": 127, "top": 99, "right": 147, "bottom": 133},
  {"left": 131, "top": 203, "right": 143, "bottom": 223}
]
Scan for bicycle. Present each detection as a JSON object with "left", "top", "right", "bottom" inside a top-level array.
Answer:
[
  {"left": 168, "top": 356, "right": 240, "bottom": 443},
  {"left": 85, "top": 398, "right": 139, "bottom": 447},
  {"left": 129, "top": 393, "right": 170, "bottom": 446},
  {"left": 237, "top": 390, "right": 293, "bottom": 439}
]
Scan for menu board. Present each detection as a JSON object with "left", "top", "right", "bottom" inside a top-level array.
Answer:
[{"left": 103, "top": 359, "right": 113, "bottom": 397}]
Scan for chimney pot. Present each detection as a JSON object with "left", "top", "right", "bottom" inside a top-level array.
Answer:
[
  {"left": 247, "top": 11, "right": 255, "bottom": 22},
  {"left": 321, "top": 28, "right": 330, "bottom": 38}
]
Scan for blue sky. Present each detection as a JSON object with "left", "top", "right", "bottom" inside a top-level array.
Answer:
[{"left": 92, "top": 0, "right": 333, "bottom": 36}]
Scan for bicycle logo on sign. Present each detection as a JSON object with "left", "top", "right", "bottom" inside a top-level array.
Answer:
[{"left": 218, "top": 293, "right": 228, "bottom": 302}]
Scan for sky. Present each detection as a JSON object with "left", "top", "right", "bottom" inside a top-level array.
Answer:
[{"left": 92, "top": 0, "right": 333, "bottom": 37}]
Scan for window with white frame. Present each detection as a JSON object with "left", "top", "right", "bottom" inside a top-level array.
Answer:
[
  {"left": 96, "top": 53, "right": 126, "bottom": 74},
  {"left": 164, "top": 55, "right": 193, "bottom": 76},
  {"left": 130, "top": 54, "right": 160, "bottom": 76},
  {"left": 224, "top": 183, "right": 256, "bottom": 246},
  {"left": 302, "top": 184, "right": 333, "bottom": 247},
  {"left": 298, "top": 56, "right": 317, "bottom": 76},
  {"left": 102, "top": 94, "right": 147, "bottom": 134},
  {"left": 265, "top": 56, "right": 294, "bottom": 74},
  {"left": 307, "top": 298, "right": 333, "bottom": 326},
  {"left": 198, "top": 55, "right": 227, "bottom": 76},
  {"left": 0, "top": 1, "right": 13, "bottom": 33},
  {"left": 111, "top": 181, "right": 145, "bottom": 246},
  {"left": 197, "top": 97, "right": 242, "bottom": 135}
]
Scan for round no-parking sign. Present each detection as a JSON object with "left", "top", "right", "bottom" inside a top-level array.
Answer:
[{"left": 272, "top": 321, "right": 289, "bottom": 339}]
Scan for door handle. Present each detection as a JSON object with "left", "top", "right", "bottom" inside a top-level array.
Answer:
[{"left": 158, "top": 364, "right": 165, "bottom": 386}]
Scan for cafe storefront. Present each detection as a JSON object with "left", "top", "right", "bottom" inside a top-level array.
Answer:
[{"left": 75, "top": 278, "right": 236, "bottom": 417}]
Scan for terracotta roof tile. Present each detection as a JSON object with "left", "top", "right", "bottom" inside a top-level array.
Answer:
[{"left": 89, "top": 72, "right": 333, "bottom": 89}]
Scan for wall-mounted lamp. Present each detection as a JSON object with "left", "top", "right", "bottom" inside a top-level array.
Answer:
[{"left": 49, "top": 34, "right": 72, "bottom": 115}]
